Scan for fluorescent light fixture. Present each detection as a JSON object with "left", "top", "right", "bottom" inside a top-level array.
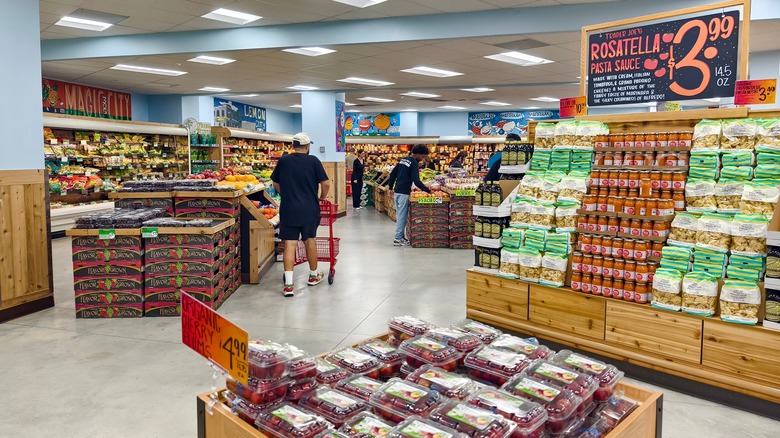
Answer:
[
  {"left": 202, "top": 8, "right": 261, "bottom": 25},
  {"left": 199, "top": 86, "right": 231, "bottom": 92},
  {"left": 188, "top": 55, "right": 236, "bottom": 65},
  {"left": 287, "top": 85, "right": 319, "bottom": 91},
  {"left": 524, "top": 106, "right": 541, "bottom": 110},
  {"left": 703, "top": 98, "right": 721, "bottom": 103},
  {"left": 344, "top": 102, "right": 357, "bottom": 106},
  {"left": 439, "top": 105, "right": 466, "bottom": 110},
  {"left": 289, "top": 104, "right": 303, "bottom": 108},
  {"left": 55, "top": 16, "right": 113, "bottom": 31},
  {"left": 357, "top": 97, "right": 395, "bottom": 103},
  {"left": 337, "top": 77, "right": 394, "bottom": 86},
  {"left": 401, "top": 66, "right": 463, "bottom": 78},
  {"left": 282, "top": 47, "right": 336, "bottom": 57},
  {"left": 645, "top": 102, "right": 658, "bottom": 106},
  {"left": 529, "top": 97, "right": 559, "bottom": 102},
  {"left": 481, "top": 101, "right": 512, "bottom": 106},
  {"left": 401, "top": 109, "right": 418, "bottom": 112},
  {"left": 235, "top": 94, "right": 259, "bottom": 97},
  {"left": 110, "top": 64, "right": 187, "bottom": 76},
  {"left": 400, "top": 92, "right": 441, "bottom": 98},
  {"left": 460, "top": 87, "right": 494, "bottom": 93},
  {"left": 485, "top": 51, "right": 553, "bottom": 67},
  {"left": 333, "top": 0, "right": 388, "bottom": 8}
]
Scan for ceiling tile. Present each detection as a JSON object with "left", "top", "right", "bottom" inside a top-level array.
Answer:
[{"left": 407, "top": 0, "right": 497, "bottom": 13}]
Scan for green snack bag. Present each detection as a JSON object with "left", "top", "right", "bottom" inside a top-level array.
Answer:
[
  {"left": 754, "top": 164, "right": 780, "bottom": 180},
  {"left": 721, "top": 150, "right": 755, "bottom": 166},
  {"left": 539, "top": 252, "right": 568, "bottom": 287},
  {"left": 692, "top": 119, "right": 722, "bottom": 150},
  {"left": 689, "top": 150, "right": 720, "bottom": 168},
  {"left": 719, "top": 166, "right": 753, "bottom": 181},
  {"left": 726, "top": 265, "right": 762, "bottom": 282},
  {"left": 720, "top": 280, "right": 761, "bottom": 325},
  {"left": 681, "top": 272, "right": 718, "bottom": 317},
  {"left": 651, "top": 268, "right": 684, "bottom": 311}
]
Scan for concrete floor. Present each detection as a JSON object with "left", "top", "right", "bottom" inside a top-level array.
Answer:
[{"left": 0, "top": 208, "right": 777, "bottom": 437}]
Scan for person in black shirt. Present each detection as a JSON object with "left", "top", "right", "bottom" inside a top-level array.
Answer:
[
  {"left": 449, "top": 152, "right": 467, "bottom": 169},
  {"left": 484, "top": 133, "right": 523, "bottom": 182},
  {"left": 351, "top": 150, "right": 366, "bottom": 210},
  {"left": 387, "top": 144, "right": 432, "bottom": 246},
  {"left": 271, "top": 132, "right": 330, "bottom": 297}
]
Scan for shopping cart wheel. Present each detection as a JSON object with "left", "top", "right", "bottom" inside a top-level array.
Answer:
[{"left": 328, "top": 268, "right": 335, "bottom": 285}]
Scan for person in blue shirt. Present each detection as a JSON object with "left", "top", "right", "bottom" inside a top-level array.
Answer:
[
  {"left": 484, "top": 133, "right": 523, "bottom": 182},
  {"left": 386, "top": 145, "right": 432, "bottom": 246}
]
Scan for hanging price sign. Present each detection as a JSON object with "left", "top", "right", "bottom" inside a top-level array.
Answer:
[
  {"left": 418, "top": 197, "right": 443, "bottom": 204},
  {"left": 98, "top": 229, "right": 116, "bottom": 240},
  {"left": 559, "top": 96, "right": 587, "bottom": 118},
  {"left": 181, "top": 293, "right": 249, "bottom": 384},
  {"left": 734, "top": 79, "right": 777, "bottom": 105},
  {"left": 454, "top": 190, "right": 475, "bottom": 197}
]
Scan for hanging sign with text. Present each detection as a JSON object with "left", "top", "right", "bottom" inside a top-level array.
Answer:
[
  {"left": 559, "top": 96, "right": 587, "bottom": 118},
  {"left": 587, "top": 10, "right": 740, "bottom": 106},
  {"left": 734, "top": 79, "right": 777, "bottom": 105}
]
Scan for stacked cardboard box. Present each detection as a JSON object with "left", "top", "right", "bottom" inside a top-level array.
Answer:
[
  {"left": 409, "top": 199, "right": 450, "bottom": 248},
  {"left": 448, "top": 194, "right": 475, "bottom": 249}
]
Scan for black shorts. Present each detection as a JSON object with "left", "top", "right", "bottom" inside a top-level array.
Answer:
[{"left": 279, "top": 217, "right": 319, "bottom": 241}]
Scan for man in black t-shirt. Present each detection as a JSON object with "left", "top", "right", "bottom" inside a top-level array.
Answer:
[
  {"left": 351, "top": 150, "right": 366, "bottom": 210},
  {"left": 271, "top": 132, "right": 330, "bottom": 297},
  {"left": 387, "top": 144, "right": 432, "bottom": 246}
]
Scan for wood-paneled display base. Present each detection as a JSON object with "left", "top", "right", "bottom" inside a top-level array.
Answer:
[
  {"left": 0, "top": 169, "right": 53, "bottom": 322},
  {"left": 466, "top": 270, "right": 780, "bottom": 404}
]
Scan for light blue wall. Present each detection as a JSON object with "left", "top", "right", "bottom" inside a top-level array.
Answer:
[
  {"left": 131, "top": 93, "right": 149, "bottom": 122},
  {"left": 181, "top": 96, "right": 214, "bottom": 124},
  {"left": 292, "top": 113, "right": 302, "bottom": 133},
  {"left": 147, "top": 95, "right": 184, "bottom": 125},
  {"left": 418, "top": 112, "right": 469, "bottom": 136},
  {"left": 302, "top": 91, "right": 344, "bottom": 162},
  {"left": 266, "top": 108, "right": 297, "bottom": 134},
  {"left": 400, "top": 112, "right": 419, "bottom": 136}
]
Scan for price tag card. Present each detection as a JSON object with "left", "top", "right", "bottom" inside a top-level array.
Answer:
[
  {"left": 50, "top": 139, "right": 58, "bottom": 145},
  {"left": 154, "top": 142, "right": 159, "bottom": 147},
  {"left": 181, "top": 293, "right": 249, "bottom": 385},
  {"left": 734, "top": 79, "right": 777, "bottom": 105},
  {"left": 63, "top": 139, "right": 70, "bottom": 145},
  {"left": 98, "top": 229, "right": 116, "bottom": 240},
  {"left": 418, "top": 197, "right": 443, "bottom": 204},
  {"left": 61, "top": 156, "right": 68, "bottom": 163},
  {"left": 560, "top": 96, "right": 587, "bottom": 118},
  {"left": 455, "top": 189, "right": 475, "bottom": 197},
  {"left": 81, "top": 140, "right": 88, "bottom": 146},
  {"left": 141, "top": 227, "right": 159, "bottom": 238}
]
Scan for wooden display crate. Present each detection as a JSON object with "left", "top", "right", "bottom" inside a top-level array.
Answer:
[{"left": 109, "top": 191, "right": 174, "bottom": 216}]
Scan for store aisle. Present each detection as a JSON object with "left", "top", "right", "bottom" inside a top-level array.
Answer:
[{"left": 0, "top": 208, "right": 777, "bottom": 437}]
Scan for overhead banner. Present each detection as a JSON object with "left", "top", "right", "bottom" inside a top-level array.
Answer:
[
  {"left": 214, "top": 98, "right": 266, "bottom": 131},
  {"left": 336, "top": 101, "right": 346, "bottom": 152},
  {"left": 468, "top": 110, "right": 560, "bottom": 136},
  {"left": 345, "top": 112, "right": 400, "bottom": 136},
  {"left": 42, "top": 79, "right": 132, "bottom": 120},
  {"left": 587, "top": 10, "right": 740, "bottom": 106}
]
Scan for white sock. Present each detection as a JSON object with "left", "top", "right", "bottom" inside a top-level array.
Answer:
[
  {"left": 310, "top": 269, "right": 318, "bottom": 276},
  {"left": 284, "top": 271, "right": 293, "bottom": 285}
]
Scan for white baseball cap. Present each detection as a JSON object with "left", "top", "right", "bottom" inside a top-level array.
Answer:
[{"left": 293, "top": 132, "right": 312, "bottom": 145}]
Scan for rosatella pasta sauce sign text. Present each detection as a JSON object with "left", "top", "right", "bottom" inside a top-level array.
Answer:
[
  {"left": 181, "top": 292, "right": 249, "bottom": 384},
  {"left": 588, "top": 10, "right": 740, "bottom": 106}
]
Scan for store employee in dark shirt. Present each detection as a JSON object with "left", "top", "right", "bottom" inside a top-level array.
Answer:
[
  {"left": 387, "top": 144, "right": 432, "bottom": 246},
  {"left": 352, "top": 150, "right": 366, "bottom": 210},
  {"left": 271, "top": 132, "right": 330, "bottom": 297}
]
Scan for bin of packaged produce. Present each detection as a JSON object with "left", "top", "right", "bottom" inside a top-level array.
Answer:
[
  {"left": 405, "top": 365, "right": 477, "bottom": 400},
  {"left": 248, "top": 340, "right": 293, "bottom": 380},
  {"left": 326, "top": 347, "right": 383, "bottom": 380},
  {"left": 424, "top": 326, "right": 482, "bottom": 361},
  {"left": 289, "top": 345, "right": 318, "bottom": 380},
  {"left": 451, "top": 319, "right": 503, "bottom": 344},
  {"left": 522, "top": 361, "right": 598, "bottom": 412},
  {"left": 335, "top": 375, "right": 384, "bottom": 402},
  {"left": 368, "top": 378, "right": 445, "bottom": 423},
  {"left": 389, "top": 417, "right": 467, "bottom": 438},
  {"left": 316, "top": 358, "right": 353, "bottom": 386},
  {"left": 501, "top": 375, "right": 583, "bottom": 435},
  {"left": 226, "top": 375, "right": 290, "bottom": 405},
  {"left": 357, "top": 340, "right": 404, "bottom": 380},
  {"left": 398, "top": 336, "right": 462, "bottom": 372},
  {"left": 299, "top": 387, "right": 369, "bottom": 427},
  {"left": 224, "top": 390, "right": 284, "bottom": 425},
  {"left": 388, "top": 316, "right": 433, "bottom": 341},
  {"left": 489, "top": 335, "right": 553, "bottom": 361},
  {"left": 428, "top": 400, "right": 517, "bottom": 438},
  {"left": 549, "top": 350, "right": 624, "bottom": 402},
  {"left": 338, "top": 412, "right": 395, "bottom": 438},
  {"left": 463, "top": 346, "right": 533, "bottom": 386},
  {"left": 465, "top": 387, "right": 547, "bottom": 438},
  {"left": 288, "top": 378, "right": 319, "bottom": 403},
  {"left": 254, "top": 403, "right": 333, "bottom": 438}
]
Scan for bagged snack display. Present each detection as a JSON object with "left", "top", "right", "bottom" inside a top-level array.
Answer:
[
  {"left": 651, "top": 268, "right": 683, "bottom": 311},
  {"left": 555, "top": 200, "right": 579, "bottom": 231},
  {"left": 554, "top": 120, "right": 578, "bottom": 148},
  {"left": 534, "top": 122, "right": 556, "bottom": 150},
  {"left": 695, "top": 214, "right": 731, "bottom": 253},
  {"left": 692, "top": 119, "right": 722, "bottom": 150},
  {"left": 726, "top": 265, "right": 762, "bottom": 282},
  {"left": 517, "top": 248, "right": 542, "bottom": 283},
  {"left": 574, "top": 121, "right": 608, "bottom": 149},
  {"left": 549, "top": 150, "right": 572, "bottom": 173},
  {"left": 545, "top": 231, "right": 572, "bottom": 254},
  {"left": 719, "top": 280, "right": 761, "bottom": 325},
  {"left": 518, "top": 172, "right": 543, "bottom": 198},
  {"left": 498, "top": 248, "right": 521, "bottom": 279},
  {"left": 719, "top": 166, "right": 753, "bottom": 181},
  {"left": 667, "top": 212, "right": 699, "bottom": 247},
  {"left": 689, "top": 150, "right": 720, "bottom": 169},
  {"left": 688, "top": 166, "right": 719, "bottom": 180},
  {"left": 730, "top": 214, "right": 768, "bottom": 256},
  {"left": 537, "top": 174, "right": 561, "bottom": 202},
  {"left": 685, "top": 180, "right": 717, "bottom": 212},
  {"left": 558, "top": 174, "right": 589, "bottom": 203},
  {"left": 754, "top": 164, "right": 780, "bottom": 180},
  {"left": 740, "top": 181, "right": 780, "bottom": 218},
  {"left": 501, "top": 228, "right": 524, "bottom": 249},
  {"left": 530, "top": 150, "right": 551, "bottom": 171},
  {"left": 523, "top": 229, "right": 547, "bottom": 252},
  {"left": 714, "top": 179, "right": 745, "bottom": 213},
  {"left": 539, "top": 253, "right": 568, "bottom": 287},
  {"left": 681, "top": 272, "right": 719, "bottom": 316},
  {"left": 720, "top": 119, "right": 758, "bottom": 150},
  {"left": 510, "top": 196, "right": 534, "bottom": 227},
  {"left": 528, "top": 201, "right": 556, "bottom": 230},
  {"left": 756, "top": 148, "right": 780, "bottom": 165},
  {"left": 660, "top": 246, "right": 692, "bottom": 272},
  {"left": 757, "top": 118, "right": 780, "bottom": 150},
  {"left": 721, "top": 150, "right": 755, "bottom": 167}
]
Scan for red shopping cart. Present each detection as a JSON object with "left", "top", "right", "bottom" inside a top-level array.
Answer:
[{"left": 290, "top": 200, "right": 340, "bottom": 284}]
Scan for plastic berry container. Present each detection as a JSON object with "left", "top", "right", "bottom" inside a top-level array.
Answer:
[
  {"left": 339, "top": 412, "right": 395, "bottom": 438},
  {"left": 593, "top": 393, "right": 638, "bottom": 431},
  {"left": 451, "top": 319, "right": 502, "bottom": 344},
  {"left": 289, "top": 345, "right": 318, "bottom": 380},
  {"left": 255, "top": 403, "right": 333, "bottom": 438},
  {"left": 425, "top": 327, "right": 482, "bottom": 361},
  {"left": 405, "top": 365, "right": 477, "bottom": 400},
  {"left": 388, "top": 316, "right": 432, "bottom": 341},
  {"left": 550, "top": 350, "right": 624, "bottom": 402},
  {"left": 390, "top": 417, "right": 467, "bottom": 438},
  {"left": 316, "top": 358, "right": 353, "bottom": 386},
  {"left": 463, "top": 346, "right": 533, "bottom": 386},
  {"left": 226, "top": 375, "right": 290, "bottom": 405},
  {"left": 399, "top": 363, "right": 415, "bottom": 379},
  {"left": 358, "top": 340, "right": 404, "bottom": 380},
  {"left": 501, "top": 375, "right": 582, "bottom": 435},
  {"left": 288, "top": 378, "right": 319, "bottom": 403},
  {"left": 223, "top": 390, "right": 283, "bottom": 425},
  {"left": 248, "top": 340, "right": 293, "bottom": 380},
  {"left": 335, "top": 375, "right": 384, "bottom": 403},
  {"left": 465, "top": 388, "right": 547, "bottom": 438},
  {"left": 386, "top": 336, "right": 401, "bottom": 348},
  {"left": 428, "top": 400, "right": 516, "bottom": 438},
  {"left": 567, "top": 417, "right": 609, "bottom": 438},
  {"left": 398, "top": 336, "right": 462, "bottom": 372},
  {"left": 489, "top": 335, "right": 553, "bottom": 361},
  {"left": 299, "top": 387, "right": 369, "bottom": 427},
  {"left": 326, "top": 348, "right": 383, "bottom": 380},
  {"left": 523, "top": 361, "right": 598, "bottom": 412},
  {"left": 368, "top": 378, "right": 445, "bottom": 424},
  {"left": 315, "top": 430, "right": 352, "bottom": 438}
]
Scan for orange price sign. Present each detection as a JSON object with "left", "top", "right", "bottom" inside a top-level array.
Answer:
[
  {"left": 181, "top": 292, "right": 249, "bottom": 384},
  {"left": 560, "top": 96, "right": 587, "bottom": 118},
  {"left": 734, "top": 79, "right": 777, "bottom": 105}
]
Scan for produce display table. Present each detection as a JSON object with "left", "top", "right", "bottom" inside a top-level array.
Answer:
[
  {"left": 409, "top": 197, "right": 450, "bottom": 248},
  {"left": 109, "top": 191, "right": 174, "bottom": 216},
  {"left": 466, "top": 269, "right": 780, "bottom": 407},
  {"left": 51, "top": 201, "right": 115, "bottom": 233}
]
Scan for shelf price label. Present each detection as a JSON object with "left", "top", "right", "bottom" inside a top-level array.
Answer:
[
  {"left": 559, "top": 96, "right": 587, "bottom": 118},
  {"left": 141, "top": 228, "right": 158, "bottom": 238},
  {"left": 181, "top": 293, "right": 249, "bottom": 385},
  {"left": 418, "top": 197, "right": 443, "bottom": 204},
  {"left": 98, "top": 229, "right": 116, "bottom": 240},
  {"left": 455, "top": 190, "right": 475, "bottom": 197},
  {"left": 734, "top": 79, "right": 777, "bottom": 105}
]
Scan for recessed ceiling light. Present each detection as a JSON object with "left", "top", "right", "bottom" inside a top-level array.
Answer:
[
  {"left": 344, "top": 102, "right": 357, "bottom": 106},
  {"left": 357, "top": 97, "right": 395, "bottom": 103},
  {"left": 529, "top": 97, "right": 559, "bottom": 102},
  {"left": 333, "top": 0, "right": 388, "bottom": 8},
  {"left": 55, "top": 16, "right": 113, "bottom": 31},
  {"left": 401, "top": 109, "right": 418, "bottom": 112},
  {"left": 481, "top": 101, "right": 512, "bottom": 106},
  {"left": 460, "top": 88, "right": 495, "bottom": 93},
  {"left": 485, "top": 51, "right": 553, "bottom": 67},
  {"left": 202, "top": 8, "right": 262, "bottom": 25},
  {"left": 188, "top": 55, "right": 236, "bottom": 65},
  {"left": 401, "top": 66, "right": 463, "bottom": 78},
  {"left": 235, "top": 94, "right": 259, "bottom": 98},
  {"left": 289, "top": 104, "right": 303, "bottom": 108},
  {"left": 524, "top": 106, "right": 541, "bottom": 110},
  {"left": 283, "top": 47, "right": 337, "bottom": 57},
  {"left": 199, "top": 87, "right": 231, "bottom": 92},
  {"left": 400, "top": 92, "right": 442, "bottom": 98},
  {"left": 110, "top": 64, "right": 187, "bottom": 76},
  {"left": 287, "top": 85, "right": 319, "bottom": 91},
  {"left": 439, "top": 105, "right": 466, "bottom": 110},
  {"left": 703, "top": 98, "right": 721, "bottom": 103},
  {"left": 337, "top": 77, "right": 394, "bottom": 87}
]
